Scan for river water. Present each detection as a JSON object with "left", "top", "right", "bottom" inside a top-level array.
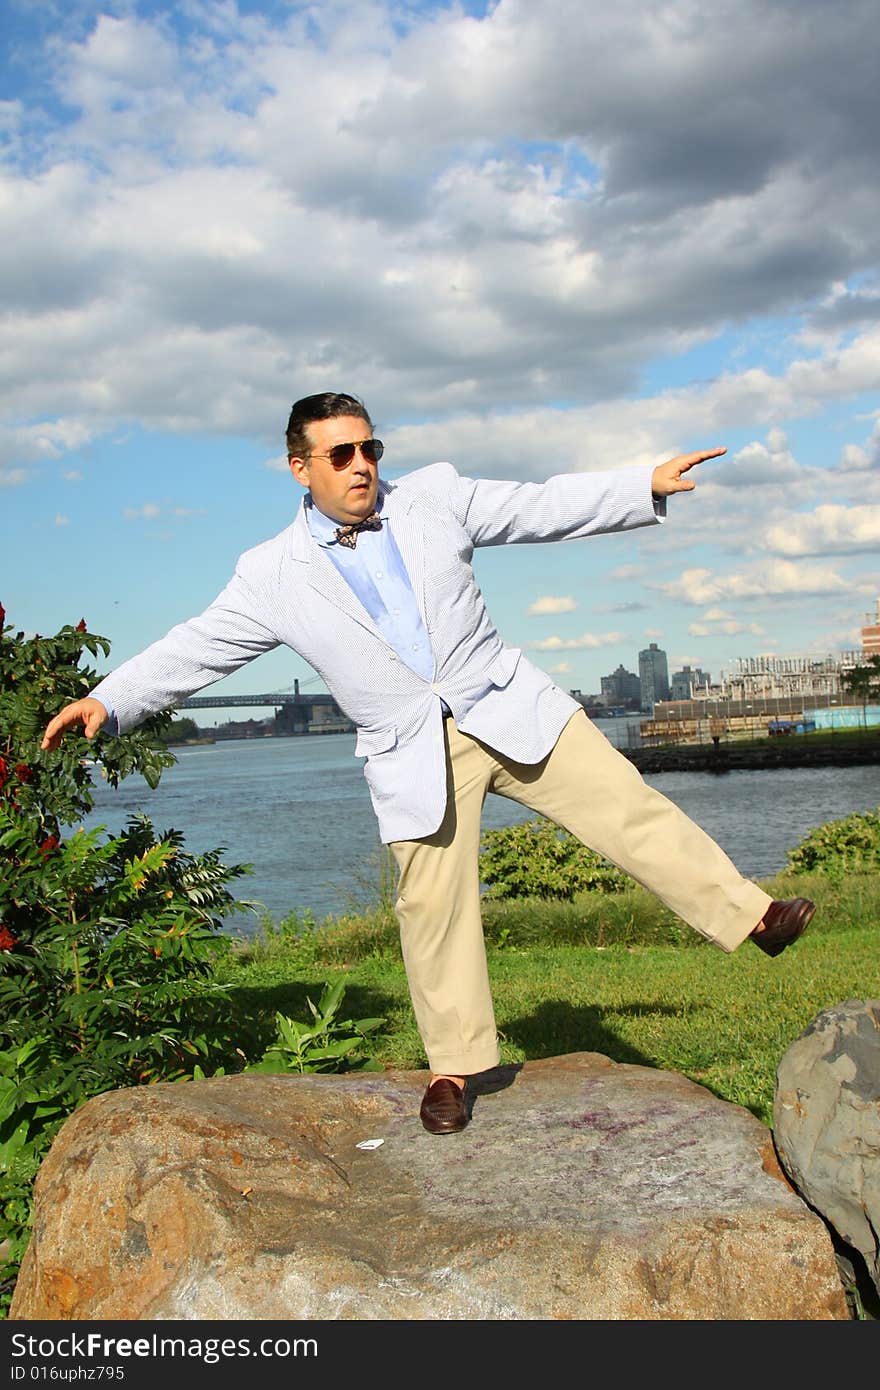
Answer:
[{"left": 80, "top": 719, "right": 879, "bottom": 935}]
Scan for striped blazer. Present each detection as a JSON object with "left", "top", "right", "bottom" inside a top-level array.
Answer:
[{"left": 93, "top": 461, "right": 663, "bottom": 842}]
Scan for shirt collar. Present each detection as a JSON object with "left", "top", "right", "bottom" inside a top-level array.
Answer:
[{"left": 305, "top": 492, "right": 386, "bottom": 548}]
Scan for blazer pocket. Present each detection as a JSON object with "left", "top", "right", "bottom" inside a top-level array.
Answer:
[
  {"left": 485, "top": 646, "right": 522, "bottom": 689},
  {"left": 355, "top": 725, "right": 398, "bottom": 759}
]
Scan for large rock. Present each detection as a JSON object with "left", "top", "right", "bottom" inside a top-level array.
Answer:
[
  {"left": 774, "top": 999, "right": 880, "bottom": 1296},
  {"left": 12, "top": 1052, "right": 847, "bottom": 1320}
]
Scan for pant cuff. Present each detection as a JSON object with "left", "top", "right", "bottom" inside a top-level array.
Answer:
[
  {"left": 426, "top": 1043, "right": 502, "bottom": 1076},
  {"left": 711, "top": 884, "right": 774, "bottom": 953}
]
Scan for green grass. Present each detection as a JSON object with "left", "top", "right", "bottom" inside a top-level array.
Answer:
[{"left": 223, "top": 868, "right": 880, "bottom": 1128}]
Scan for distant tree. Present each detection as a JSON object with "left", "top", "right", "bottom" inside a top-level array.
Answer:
[
  {"left": 839, "top": 655, "right": 880, "bottom": 728},
  {"left": 161, "top": 717, "right": 202, "bottom": 745}
]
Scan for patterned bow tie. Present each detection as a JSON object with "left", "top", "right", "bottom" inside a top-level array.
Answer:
[{"left": 334, "top": 511, "right": 382, "bottom": 549}]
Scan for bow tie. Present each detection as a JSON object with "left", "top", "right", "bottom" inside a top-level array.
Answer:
[{"left": 334, "top": 511, "right": 382, "bottom": 549}]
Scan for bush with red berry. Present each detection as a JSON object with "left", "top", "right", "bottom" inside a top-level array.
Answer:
[{"left": 0, "top": 605, "right": 255, "bottom": 1314}]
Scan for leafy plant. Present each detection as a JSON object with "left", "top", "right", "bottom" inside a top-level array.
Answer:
[
  {"left": 245, "top": 980, "right": 385, "bottom": 1074},
  {"left": 0, "top": 609, "right": 176, "bottom": 836},
  {"left": 786, "top": 806, "right": 880, "bottom": 875},
  {"left": 0, "top": 603, "right": 254, "bottom": 1315},
  {"left": 479, "top": 817, "right": 634, "bottom": 900}
]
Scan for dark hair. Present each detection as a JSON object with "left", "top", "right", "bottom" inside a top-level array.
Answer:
[{"left": 285, "top": 392, "right": 373, "bottom": 459}]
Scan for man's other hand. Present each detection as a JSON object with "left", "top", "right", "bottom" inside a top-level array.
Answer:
[
  {"left": 651, "top": 447, "right": 726, "bottom": 497},
  {"left": 41, "top": 698, "right": 109, "bottom": 751}
]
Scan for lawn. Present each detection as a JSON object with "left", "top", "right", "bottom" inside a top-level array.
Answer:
[{"left": 222, "top": 868, "right": 880, "bottom": 1127}]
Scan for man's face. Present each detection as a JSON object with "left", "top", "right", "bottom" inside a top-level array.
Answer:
[{"left": 288, "top": 414, "right": 380, "bottom": 525}]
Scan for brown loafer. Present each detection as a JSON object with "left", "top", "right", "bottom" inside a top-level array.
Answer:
[
  {"left": 419, "top": 1078, "right": 469, "bottom": 1135},
  {"left": 750, "top": 897, "right": 815, "bottom": 957}
]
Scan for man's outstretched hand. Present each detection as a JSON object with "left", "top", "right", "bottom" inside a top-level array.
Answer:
[
  {"left": 651, "top": 447, "right": 726, "bottom": 497},
  {"left": 41, "top": 697, "right": 109, "bottom": 752}
]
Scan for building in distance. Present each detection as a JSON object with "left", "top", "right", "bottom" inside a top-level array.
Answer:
[
  {"left": 600, "top": 664, "right": 641, "bottom": 710},
  {"left": 670, "top": 665, "right": 712, "bottom": 700},
  {"left": 862, "top": 598, "right": 880, "bottom": 658},
  {"left": 639, "top": 642, "right": 669, "bottom": 712}
]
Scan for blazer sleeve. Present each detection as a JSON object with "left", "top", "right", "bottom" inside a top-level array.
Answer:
[
  {"left": 443, "top": 463, "right": 664, "bottom": 547},
  {"left": 90, "top": 567, "right": 281, "bottom": 734}
]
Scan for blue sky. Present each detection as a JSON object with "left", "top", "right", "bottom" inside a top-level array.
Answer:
[{"left": 2, "top": 0, "right": 879, "bottom": 721}]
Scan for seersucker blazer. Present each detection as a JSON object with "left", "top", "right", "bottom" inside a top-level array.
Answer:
[{"left": 92, "top": 461, "right": 663, "bottom": 842}]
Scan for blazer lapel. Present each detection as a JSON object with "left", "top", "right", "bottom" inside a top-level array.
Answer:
[
  {"left": 290, "top": 503, "right": 384, "bottom": 640},
  {"left": 385, "top": 488, "right": 429, "bottom": 629}
]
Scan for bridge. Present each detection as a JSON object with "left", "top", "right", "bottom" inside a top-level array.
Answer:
[
  {"left": 176, "top": 689, "right": 352, "bottom": 733},
  {"left": 177, "top": 692, "right": 335, "bottom": 710}
]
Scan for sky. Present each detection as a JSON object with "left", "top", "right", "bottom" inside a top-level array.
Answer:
[{"left": 2, "top": 0, "right": 879, "bottom": 720}]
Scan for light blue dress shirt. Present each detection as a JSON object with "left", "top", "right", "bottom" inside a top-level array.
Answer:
[{"left": 306, "top": 496, "right": 436, "bottom": 682}]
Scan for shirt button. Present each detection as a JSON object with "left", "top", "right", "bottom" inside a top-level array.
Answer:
[
  {"left": 412, "top": 643, "right": 420, "bottom": 651},
  {"left": 375, "top": 571, "right": 383, "bottom": 579}
]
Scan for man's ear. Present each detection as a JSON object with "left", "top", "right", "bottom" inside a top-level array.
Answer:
[{"left": 289, "top": 456, "right": 309, "bottom": 488}]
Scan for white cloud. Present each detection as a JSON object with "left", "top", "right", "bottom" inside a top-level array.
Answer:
[
  {"left": 839, "top": 443, "right": 871, "bottom": 472},
  {"left": 607, "top": 564, "right": 646, "bottom": 581},
  {"left": 688, "top": 619, "right": 766, "bottom": 637},
  {"left": 0, "top": 1, "right": 877, "bottom": 471},
  {"left": 54, "top": 514, "right": 69, "bottom": 526},
  {"left": 121, "top": 502, "right": 205, "bottom": 522},
  {"left": 527, "top": 595, "right": 577, "bottom": 616},
  {"left": 654, "top": 561, "right": 851, "bottom": 605},
  {"left": 123, "top": 503, "right": 162, "bottom": 521},
  {"left": 836, "top": 420, "right": 880, "bottom": 474},
  {"left": 763, "top": 504, "right": 880, "bottom": 557},
  {"left": 548, "top": 661, "right": 573, "bottom": 674},
  {"left": 595, "top": 600, "right": 647, "bottom": 613},
  {"left": 382, "top": 331, "right": 880, "bottom": 479},
  {"left": 686, "top": 605, "right": 766, "bottom": 639},
  {"left": 527, "top": 631, "right": 624, "bottom": 651},
  {"left": 0, "top": 419, "right": 94, "bottom": 483},
  {"left": 711, "top": 433, "right": 804, "bottom": 489}
]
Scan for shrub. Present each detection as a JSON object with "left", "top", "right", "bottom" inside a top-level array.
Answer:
[
  {"left": 479, "top": 817, "right": 634, "bottom": 900},
  {"left": 785, "top": 806, "right": 880, "bottom": 875},
  {"left": 0, "top": 604, "right": 253, "bottom": 1315}
]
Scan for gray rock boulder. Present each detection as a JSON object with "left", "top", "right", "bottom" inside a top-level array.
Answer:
[
  {"left": 12, "top": 1052, "right": 847, "bottom": 1320},
  {"left": 774, "top": 998, "right": 880, "bottom": 1297}
]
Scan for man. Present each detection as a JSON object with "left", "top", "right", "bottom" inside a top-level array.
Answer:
[{"left": 42, "top": 391, "right": 815, "bottom": 1134}]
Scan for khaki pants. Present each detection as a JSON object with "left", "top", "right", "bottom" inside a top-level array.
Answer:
[{"left": 389, "top": 710, "right": 771, "bottom": 1076}]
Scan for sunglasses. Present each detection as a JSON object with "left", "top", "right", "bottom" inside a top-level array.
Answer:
[{"left": 308, "top": 439, "right": 384, "bottom": 469}]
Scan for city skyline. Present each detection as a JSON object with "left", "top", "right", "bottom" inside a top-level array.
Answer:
[
  {"left": 162, "top": 625, "right": 869, "bottom": 723},
  {"left": 2, "top": 1, "right": 879, "bottom": 720}
]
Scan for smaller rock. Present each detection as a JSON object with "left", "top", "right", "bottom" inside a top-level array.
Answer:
[{"left": 774, "top": 999, "right": 880, "bottom": 1296}]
